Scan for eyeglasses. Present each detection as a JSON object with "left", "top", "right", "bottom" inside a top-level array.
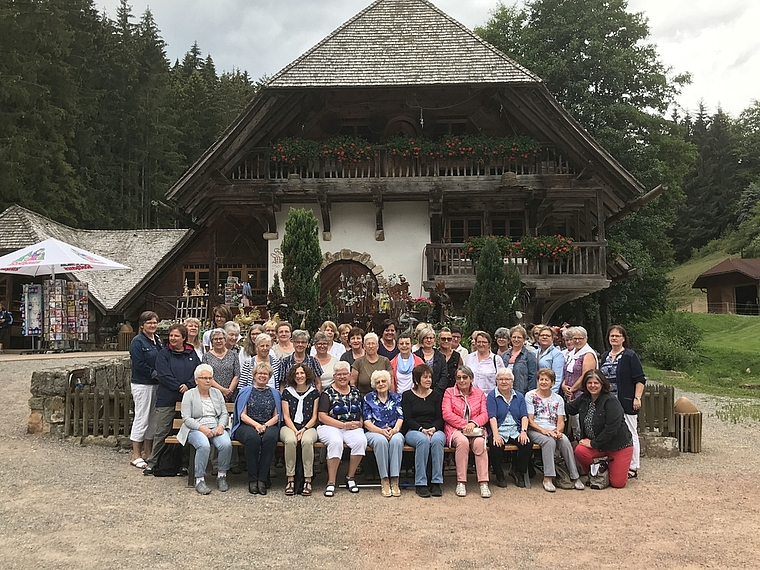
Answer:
[
  {"left": 572, "top": 337, "right": 584, "bottom": 341},
  {"left": 197, "top": 376, "right": 213, "bottom": 381},
  {"left": 609, "top": 334, "right": 623, "bottom": 338},
  {"left": 439, "top": 336, "right": 452, "bottom": 341},
  {"left": 538, "top": 333, "right": 553, "bottom": 338}
]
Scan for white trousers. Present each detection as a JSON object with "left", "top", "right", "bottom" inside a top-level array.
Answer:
[
  {"left": 129, "top": 383, "right": 158, "bottom": 442},
  {"left": 317, "top": 425, "right": 366, "bottom": 459},
  {"left": 625, "top": 413, "right": 640, "bottom": 471}
]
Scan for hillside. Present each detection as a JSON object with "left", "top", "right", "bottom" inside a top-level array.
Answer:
[
  {"left": 668, "top": 250, "right": 730, "bottom": 311},
  {"left": 645, "top": 313, "right": 760, "bottom": 400}
]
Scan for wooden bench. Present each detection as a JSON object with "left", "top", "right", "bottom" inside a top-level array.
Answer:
[{"left": 166, "top": 402, "right": 540, "bottom": 487}]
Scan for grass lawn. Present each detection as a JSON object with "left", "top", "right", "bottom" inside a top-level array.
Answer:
[
  {"left": 667, "top": 250, "right": 729, "bottom": 309},
  {"left": 644, "top": 313, "right": 760, "bottom": 400}
]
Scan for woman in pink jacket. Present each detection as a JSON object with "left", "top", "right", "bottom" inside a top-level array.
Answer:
[{"left": 442, "top": 365, "right": 491, "bottom": 498}]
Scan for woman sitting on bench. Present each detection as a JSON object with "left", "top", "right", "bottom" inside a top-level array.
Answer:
[
  {"left": 177, "top": 364, "right": 232, "bottom": 495},
  {"left": 280, "top": 364, "right": 320, "bottom": 496},
  {"left": 232, "top": 362, "right": 282, "bottom": 496}
]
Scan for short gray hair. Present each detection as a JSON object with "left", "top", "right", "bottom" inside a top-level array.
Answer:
[
  {"left": 210, "top": 328, "right": 226, "bottom": 340},
  {"left": 292, "top": 329, "right": 310, "bottom": 342},
  {"left": 194, "top": 363, "right": 214, "bottom": 379},
  {"left": 370, "top": 369, "right": 392, "bottom": 389},
  {"left": 364, "top": 332, "right": 379, "bottom": 344},
  {"left": 255, "top": 333, "right": 272, "bottom": 348},
  {"left": 224, "top": 321, "right": 240, "bottom": 334},
  {"left": 333, "top": 360, "right": 351, "bottom": 375}
]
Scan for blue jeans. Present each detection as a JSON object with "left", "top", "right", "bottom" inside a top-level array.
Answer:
[
  {"left": 365, "top": 431, "right": 404, "bottom": 479},
  {"left": 186, "top": 429, "right": 232, "bottom": 478},
  {"left": 404, "top": 430, "right": 445, "bottom": 486}
]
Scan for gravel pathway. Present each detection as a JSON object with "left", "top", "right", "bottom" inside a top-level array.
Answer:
[{"left": 2, "top": 356, "right": 759, "bottom": 569}]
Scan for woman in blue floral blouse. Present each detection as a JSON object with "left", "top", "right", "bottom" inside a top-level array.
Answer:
[{"left": 363, "top": 369, "right": 404, "bottom": 497}]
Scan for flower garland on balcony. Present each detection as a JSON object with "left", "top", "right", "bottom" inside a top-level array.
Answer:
[
  {"left": 386, "top": 135, "right": 541, "bottom": 164},
  {"left": 271, "top": 135, "right": 541, "bottom": 166},
  {"left": 271, "top": 136, "right": 374, "bottom": 165},
  {"left": 515, "top": 235, "right": 577, "bottom": 261},
  {"left": 465, "top": 234, "right": 577, "bottom": 263}
]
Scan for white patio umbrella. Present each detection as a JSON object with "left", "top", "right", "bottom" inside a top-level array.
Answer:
[{"left": 0, "top": 237, "right": 130, "bottom": 277}]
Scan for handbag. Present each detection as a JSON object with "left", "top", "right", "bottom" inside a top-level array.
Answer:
[
  {"left": 589, "top": 456, "right": 610, "bottom": 489},
  {"left": 464, "top": 426, "right": 484, "bottom": 437}
]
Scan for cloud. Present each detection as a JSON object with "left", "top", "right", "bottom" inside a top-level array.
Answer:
[{"left": 97, "top": 0, "right": 758, "bottom": 116}]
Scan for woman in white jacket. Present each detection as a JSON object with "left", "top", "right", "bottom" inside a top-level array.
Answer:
[{"left": 178, "top": 364, "right": 232, "bottom": 495}]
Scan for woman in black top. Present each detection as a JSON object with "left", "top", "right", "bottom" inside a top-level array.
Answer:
[
  {"left": 280, "top": 364, "right": 320, "bottom": 496},
  {"left": 402, "top": 364, "right": 445, "bottom": 497},
  {"left": 566, "top": 369, "right": 633, "bottom": 488}
]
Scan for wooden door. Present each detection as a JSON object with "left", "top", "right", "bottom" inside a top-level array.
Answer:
[{"left": 320, "top": 260, "right": 378, "bottom": 314}]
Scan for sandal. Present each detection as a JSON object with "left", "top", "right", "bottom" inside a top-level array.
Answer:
[
  {"left": 130, "top": 458, "right": 147, "bottom": 469},
  {"left": 627, "top": 470, "right": 638, "bottom": 479},
  {"left": 345, "top": 477, "right": 360, "bottom": 494},
  {"left": 285, "top": 480, "right": 295, "bottom": 496},
  {"left": 324, "top": 483, "right": 336, "bottom": 497},
  {"left": 302, "top": 480, "right": 312, "bottom": 496}
]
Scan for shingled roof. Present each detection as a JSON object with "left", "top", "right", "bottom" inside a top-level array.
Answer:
[
  {"left": 692, "top": 258, "right": 760, "bottom": 289},
  {"left": 266, "top": 0, "right": 540, "bottom": 88},
  {"left": 0, "top": 205, "right": 190, "bottom": 312}
]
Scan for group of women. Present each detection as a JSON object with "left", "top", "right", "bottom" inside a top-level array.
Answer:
[{"left": 130, "top": 311, "right": 645, "bottom": 496}]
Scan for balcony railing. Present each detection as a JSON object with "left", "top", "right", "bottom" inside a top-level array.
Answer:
[
  {"left": 229, "top": 145, "right": 575, "bottom": 181},
  {"left": 425, "top": 242, "right": 607, "bottom": 281}
]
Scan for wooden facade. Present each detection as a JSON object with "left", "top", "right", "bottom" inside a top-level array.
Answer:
[
  {"left": 161, "top": 0, "right": 657, "bottom": 324},
  {"left": 693, "top": 259, "right": 760, "bottom": 315}
]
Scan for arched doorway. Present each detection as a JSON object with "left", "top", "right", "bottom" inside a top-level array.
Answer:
[{"left": 320, "top": 260, "right": 378, "bottom": 318}]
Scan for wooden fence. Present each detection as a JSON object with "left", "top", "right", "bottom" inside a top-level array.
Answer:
[
  {"left": 64, "top": 378, "right": 133, "bottom": 438},
  {"left": 638, "top": 382, "right": 675, "bottom": 436}
]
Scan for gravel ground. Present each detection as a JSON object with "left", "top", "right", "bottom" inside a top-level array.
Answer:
[{"left": 2, "top": 355, "right": 760, "bottom": 570}]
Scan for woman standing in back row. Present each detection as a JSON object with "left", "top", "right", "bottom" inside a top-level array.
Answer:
[{"left": 600, "top": 325, "right": 645, "bottom": 479}]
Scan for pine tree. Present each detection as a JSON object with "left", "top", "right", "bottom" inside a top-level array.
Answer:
[
  {"left": 267, "top": 273, "right": 285, "bottom": 317},
  {"left": 281, "top": 209, "right": 322, "bottom": 331},
  {"left": 465, "top": 238, "right": 520, "bottom": 337}
]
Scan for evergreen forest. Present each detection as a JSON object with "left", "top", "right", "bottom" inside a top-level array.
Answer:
[
  {"left": 2, "top": 0, "right": 760, "bottom": 336},
  {"left": 0, "top": 0, "right": 260, "bottom": 229}
]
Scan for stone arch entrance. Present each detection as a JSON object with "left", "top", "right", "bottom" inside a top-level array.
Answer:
[{"left": 319, "top": 250, "right": 386, "bottom": 317}]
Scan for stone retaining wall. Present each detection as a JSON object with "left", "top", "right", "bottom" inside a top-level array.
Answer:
[{"left": 28, "top": 356, "right": 131, "bottom": 438}]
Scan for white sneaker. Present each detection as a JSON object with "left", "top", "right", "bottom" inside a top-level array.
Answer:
[
  {"left": 455, "top": 482, "right": 466, "bottom": 497},
  {"left": 479, "top": 483, "right": 491, "bottom": 498},
  {"left": 573, "top": 479, "right": 585, "bottom": 490},
  {"left": 542, "top": 480, "right": 556, "bottom": 493}
]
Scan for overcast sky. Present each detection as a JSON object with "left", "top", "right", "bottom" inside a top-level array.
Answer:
[{"left": 98, "top": 0, "right": 759, "bottom": 117}]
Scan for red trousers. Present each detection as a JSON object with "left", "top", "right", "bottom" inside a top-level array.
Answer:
[{"left": 574, "top": 444, "right": 633, "bottom": 488}]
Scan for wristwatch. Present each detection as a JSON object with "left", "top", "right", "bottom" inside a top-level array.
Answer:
[{"left": 634, "top": 397, "right": 641, "bottom": 402}]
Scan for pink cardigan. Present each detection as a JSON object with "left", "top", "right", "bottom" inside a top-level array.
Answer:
[{"left": 442, "top": 385, "right": 489, "bottom": 446}]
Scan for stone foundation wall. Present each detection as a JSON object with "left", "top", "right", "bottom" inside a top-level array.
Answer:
[{"left": 28, "top": 356, "right": 131, "bottom": 439}]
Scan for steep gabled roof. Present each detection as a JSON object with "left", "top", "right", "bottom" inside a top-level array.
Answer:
[
  {"left": 0, "top": 205, "right": 190, "bottom": 311},
  {"left": 266, "top": 0, "right": 539, "bottom": 88},
  {"left": 692, "top": 258, "right": 760, "bottom": 288}
]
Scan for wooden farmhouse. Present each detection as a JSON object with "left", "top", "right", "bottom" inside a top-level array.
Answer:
[
  {"left": 155, "top": 0, "right": 657, "bottom": 324},
  {"left": 163, "top": 0, "right": 656, "bottom": 323},
  {"left": 692, "top": 258, "right": 760, "bottom": 315}
]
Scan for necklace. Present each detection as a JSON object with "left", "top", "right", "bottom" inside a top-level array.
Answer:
[{"left": 413, "top": 388, "right": 432, "bottom": 400}]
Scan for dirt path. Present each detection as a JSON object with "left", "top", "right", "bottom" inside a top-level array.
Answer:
[{"left": 1, "top": 355, "right": 759, "bottom": 569}]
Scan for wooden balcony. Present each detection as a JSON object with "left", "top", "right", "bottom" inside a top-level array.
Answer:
[
  {"left": 424, "top": 242, "right": 611, "bottom": 323},
  {"left": 229, "top": 145, "right": 574, "bottom": 181}
]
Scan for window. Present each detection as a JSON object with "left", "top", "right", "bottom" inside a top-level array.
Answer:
[
  {"left": 182, "top": 264, "right": 267, "bottom": 297},
  {"left": 183, "top": 265, "right": 210, "bottom": 291},
  {"left": 447, "top": 218, "right": 482, "bottom": 243},
  {"left": 491, "top": 214, "right": 524, "bottom": 239}
]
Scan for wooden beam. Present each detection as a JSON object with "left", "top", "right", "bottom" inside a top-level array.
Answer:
[
  {"left": 373, "top": 190, "right": 384, "bottom": 241},
  {"left": 317, "top": 190, "right": 332, "bottom": 241}
]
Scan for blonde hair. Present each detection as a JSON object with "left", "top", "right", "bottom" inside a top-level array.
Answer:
[{"left": 184, "top": 317, "right": 202, "bottom": 349}]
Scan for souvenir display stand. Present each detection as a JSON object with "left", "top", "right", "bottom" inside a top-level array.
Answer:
[{"left": 41, "top": 279, "right": 89, "bottom": 350}]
